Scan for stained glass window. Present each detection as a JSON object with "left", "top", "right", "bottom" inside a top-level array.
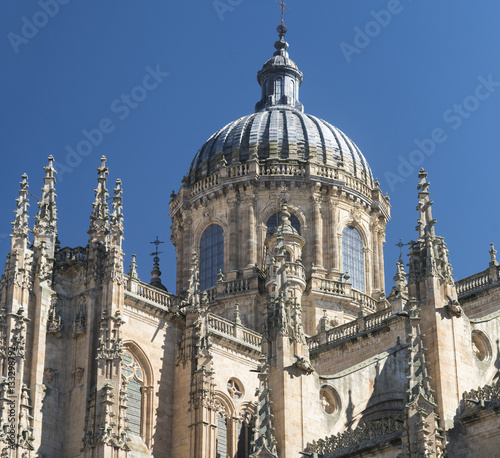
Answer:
[
  {"left": 342, "top": 226, "right": 365, "bottom": 292},
  {"left": 200, "top": 225, "right": 224, "bottom": 291}
]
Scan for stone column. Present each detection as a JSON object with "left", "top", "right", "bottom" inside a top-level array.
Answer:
[
  {"left": 329, "top": 199, "right": 338, "bottom": 272},
  {"left": 246, "top": 195, "right": 257, "bottom": 267},
  {"left": 227, "top": 197, "right": 240, "bottom": 271},
  {"left": 312, "top": 194, "right": 323, "bottom": 269},
  {"left": 378, "top": 226, "right": 386, "bottom": 293},
  {"left": 371, "top": 225, "right": 380, "bottom": 292}
]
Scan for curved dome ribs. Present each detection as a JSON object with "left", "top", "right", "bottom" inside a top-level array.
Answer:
[{"left": 185, "top": 25, "right": 375, "bottom": 191}]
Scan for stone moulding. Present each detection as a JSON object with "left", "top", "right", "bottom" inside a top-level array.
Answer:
[
  {"left": 461, "top": 379, "right": 500, "bottom": 422},
  {"left": 305, "top": 414, "right": 405, "bottom": 457}
]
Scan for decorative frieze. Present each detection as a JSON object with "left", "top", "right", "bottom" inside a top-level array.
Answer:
[{"left": 305, "top": 414, "right": 405, "bottom": 456}]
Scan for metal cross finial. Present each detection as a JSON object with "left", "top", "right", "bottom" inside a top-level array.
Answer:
[
  {"left": 395, "top": 238, "right": 408, "bottom": 263},
  {"left": 150, "top": 236, "right": 164, "bottom": 262},
  {"left": 277, "top": 0, "right": 287, "bottom": 26}
]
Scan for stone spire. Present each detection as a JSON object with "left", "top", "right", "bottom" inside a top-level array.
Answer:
[
  {"left": 250, "top": 356, "right": 278, "bottom": 458},
  {"left": 393, "top": 260, "right": 408, "bottom": 293},
  {"left": 404, "top": 299, "right": 445, "bottom": 456},
  {"left": 128, "top": 254, "right": 138, "bottom": 279},
  {"left": 409, "top": 169, "right": 453, "bottom": 284},
  {"left": 149, "top": 236, "right": 167, "bottom": 291},
  {"left": 33, "top": 155, "right": 57, "bottom": 238},
  {"left": 88, "top": 156, "right": 109, "bottom": 242},
  {"left": 110, "top": 178, "right": 124, "bottom": 244},
  {"left": 11, "top": 173, "right": 30, "bottom": 246},
  {"left": 416, "top": 168, "right": 436, "bottom": 239},
  {"left": 255, "top": 16, "right": 304, "bottom": 112},
  {"left": 186, "top": 251, "right": 200, "bottom": 307}
]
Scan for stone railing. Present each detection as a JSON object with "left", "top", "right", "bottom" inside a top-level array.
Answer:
[
  {"left": 56, "top": 246, "right": 87, "bottom": 264},
  {"left": 191, "top": 172, "right": 220, "bottom": 195},
  {"left": 326, "top": 321, "right": 360, "bottom": 345},
  {"left": 314, "top": 165, "right": 339, "bottom": 181},
  {"left": 169, "top": 188, "right": 184, "bottom": 215},
  {"left": 341, "top": 173, "right": 372, "bottom": 200},
  {"left": 185, "top": 160, "right": 382, "bottom": 205},
  {"left": 455, "top": 270, "right": 492, "bottom": 296},
  {"left": 226, "top": 163, "right": 250, "bottom": 178},
  {"left": 315, "top": 280, "right": 377, "bottom": 312},
  {"left": 352, "top": 289, "right": 377, "bottom": 312},
  {"left": 305, "top": 414, "right": 404, "bottom": 456},
  {"left": 462, "top": 380, "right": 500, "bottom": 409},
  {"left": 318, "top": 278, "right": 346, "bottom": 295},
  {"left": 287, "top": 261, "right": 306, "bottom": 279},
  {"left": 133, "top": 281, "right": 175, "bottom": 309},
  {"left": 259, "top": 162, "right": 306, "bottom": 177},
  {"left": 207, "top": 313, "right": 262, "bottom": 351},
  {"left": 223, "top": 278, "right": 251, "bottom": 295},
  {"left": 208, "top": 314, "right": 234, "bottom": 335},
  {"left": 307, "top": 307, "right": 393, "bottom": 352},
  {"left": 204, "top": 286, "right": 217, "bottom": 302},
  {"left": 364, "top": 308, "right": 392, "bottom": 330}
]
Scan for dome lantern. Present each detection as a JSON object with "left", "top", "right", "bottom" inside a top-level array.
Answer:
[{"left": 255, "top": 24, "right": 304, "bottom": 113}]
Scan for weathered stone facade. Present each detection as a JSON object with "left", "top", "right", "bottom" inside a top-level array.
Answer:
[{"left": 1, "top": 21, "right": 499, "bottom": 458}]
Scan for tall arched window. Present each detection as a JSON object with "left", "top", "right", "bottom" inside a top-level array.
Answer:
[
  {"left": 200, "top": 224, "right": 224, "bottom": 291},
  {"left": 342, "top": 226, "right": 365, "bottom": 292},
  {"left": 237, "top": 411, "right": 255, "bottom": 458},
  {"left": 266, "top": 212, "right": 301, "bottom": 236},
  {"left": 275, "top": 77, "right": 282, "bottom": 101},
  {"left": 122, "top": 352, "right": 144, "bottom": 437},
  {"left": 216, "top": 413, "right": 228, "bottom": 458}
]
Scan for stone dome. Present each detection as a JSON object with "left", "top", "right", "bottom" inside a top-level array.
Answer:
[{"left": 186, "top": 26, "right": 374, "bottom": 188}]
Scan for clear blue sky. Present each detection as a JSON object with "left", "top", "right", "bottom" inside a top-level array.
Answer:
[{"left": 1, "top": 1, "right": 500, "bottom": 293}]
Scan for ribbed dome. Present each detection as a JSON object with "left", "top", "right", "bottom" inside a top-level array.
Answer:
[
  {"left": 186, "top": 25, "right": 373, "bottom": 188},
  {"left": 187, "top": 107, "right": 373, "bottom": 186}
]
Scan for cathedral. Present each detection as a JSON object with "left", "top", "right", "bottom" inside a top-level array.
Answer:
[{"left": 1, "top": 17, "right": 499, "bottom": 458}]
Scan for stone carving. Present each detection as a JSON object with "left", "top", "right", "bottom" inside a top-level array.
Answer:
[
  {"left": 81, "top": 383, "right": 131, "bottom": 452},
  {"left": 306, "top": 414, "right": 405, "bottom": 455},
  {"left": 47, "top": 294, "right": 63, "bottom": 337},
  {"left": 88, "top": 156, "right": 110, "bottom": 239},
  {"left": 462, "top": 380, "right": 500, "bottom": 409},
  {"left": 33, "top": 156, "right": 58, "bottom": 237},
  {"left": 11, "top": 174, "right": 30, "bottom": 239},
  {"left": 44, "top": 368, "right": 58, "bottom": 384},
  {"left": 470, "top": 331, "right": 491, "bottom": 363},
  {"left": 319, "top": 387, "right": 339, "bottom": 415},
  {"left": 294, "top": 354, "right": 314, "bottom": 374},
  {"left": 73, "top": 367, "right": 85, "bottom": 384},
  {"left": 73, "top": 298, "right": 87, "bottom": 337},
  {"left": 445, "top": 294, "right": 462, "bottom": 317},
  {"left": 251, "top": 356, "right": 278, "bottom": 458},
  {"left": 96, "top": 310, "right": 125, "bottom": 362}
]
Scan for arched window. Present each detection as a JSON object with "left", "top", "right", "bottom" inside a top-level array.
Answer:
[
  {"left": 237, "top": 411, "right": 255, "bottom": 458},
  {"left": 342, "top": 226, "right": 365, "bottom": 292},
  {"left": 200, "top": 224, "right": 224, "bottom": 291},
  {"left": 275, "top": 77, "right": 282, "bottom": 101},
  {"left": 122, "top": 352, "right": 144, "bottom": 437},
  {"left": 216, "top": 413, "right": 228, "bottom": 458},
  {"left": 266, "top": 212, "right": 301, "bottom": 236}
]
